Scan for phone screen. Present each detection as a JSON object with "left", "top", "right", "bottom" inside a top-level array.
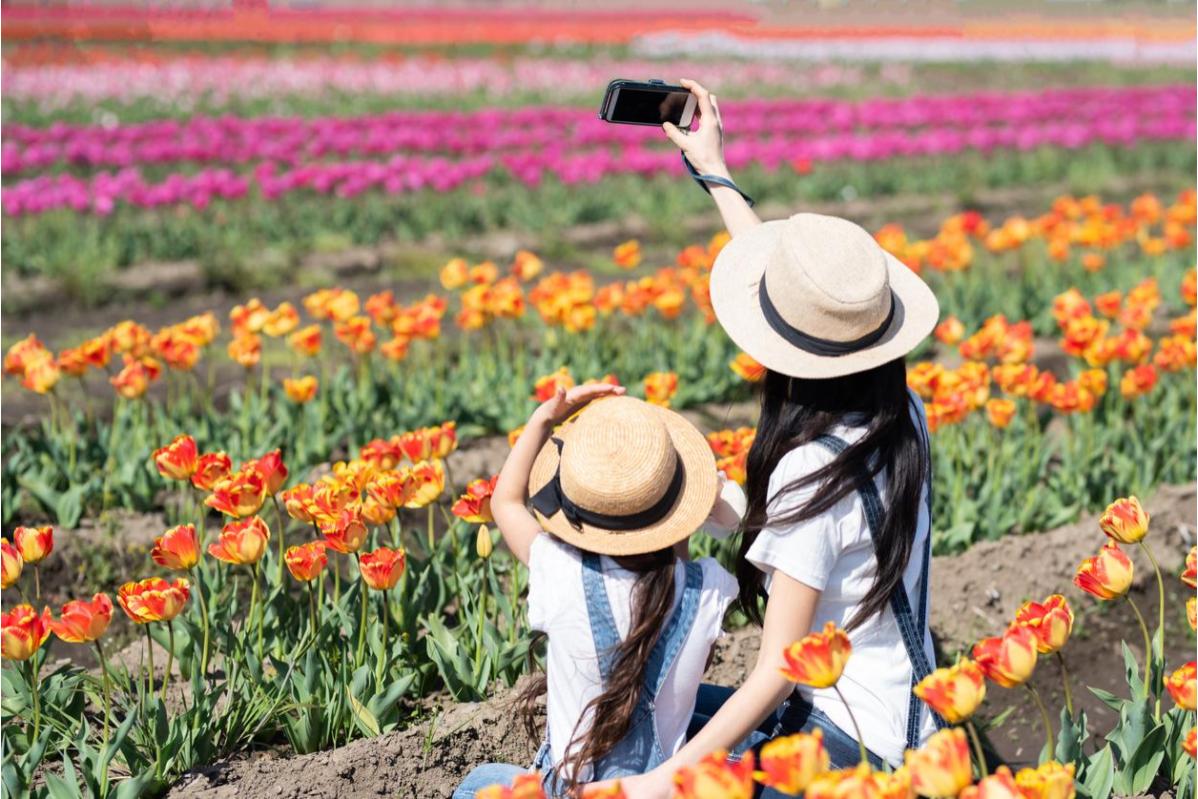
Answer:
[{"left": 611, "top": 88, "right": 691, "bottom": 126}]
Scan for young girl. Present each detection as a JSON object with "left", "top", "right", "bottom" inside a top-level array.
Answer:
[{"left": 452, "top": 386, "right": 742, "bottom": 798}]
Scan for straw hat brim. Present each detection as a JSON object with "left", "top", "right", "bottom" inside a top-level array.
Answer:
[
  {"left": 710, "top": 219, "right": 940, "bottom": 379},
  {"left": 528, "top": 402, "right": 719, "bottom": 556}
]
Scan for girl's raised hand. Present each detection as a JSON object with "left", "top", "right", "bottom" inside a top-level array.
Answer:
[
  {"left": 662, "top": 78, "right": 727, "bottom": 177},
  {"left": 533, "top": 383, "right": 626, "bottom": 426}
]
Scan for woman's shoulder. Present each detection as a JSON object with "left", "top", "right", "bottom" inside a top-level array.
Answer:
[{"left": 770, "top": 439, "right": 838, "bottom": 484}]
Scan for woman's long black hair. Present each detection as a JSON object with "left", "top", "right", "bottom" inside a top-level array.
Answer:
[{"left": 736, "top": 359, "right": 926, "bottom": 631}]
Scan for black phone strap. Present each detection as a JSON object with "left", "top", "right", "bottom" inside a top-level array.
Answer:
[{"left": 682, "top": 153, "right": 755, "bottom": 207}]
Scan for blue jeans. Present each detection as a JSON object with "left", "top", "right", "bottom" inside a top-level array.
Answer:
[
  {"left": 452, "top": 763, "right": 531, "bottom": 799},
  {"left": 688, "top": 683, "right": 884, "bottom": 799}
]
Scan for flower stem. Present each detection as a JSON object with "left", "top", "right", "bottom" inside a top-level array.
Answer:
[
  {"left": 272, "top": 495, "right": 287, "bottom": 585},
  {"left": 33, "top": 565, "right": 41, "bottom": 603},
  {"left": 248, "top": 563, "right": 261, "bottom": 663},
  {"left": 1138, "top": 540, "right": 1165, "bottom": 718},
  {"left": 356, "top": 555, "right": 369, "bottom": 668},
  {"left": 377, "top": 591, "right": 389, "bottom": 687},
  {"left": 95, "top": 639, "right": 113, "bottom": 792},
  {"left": 1055, "top": 651, "right": 1074, "bottom": 718},
  {"left": 29, "top": 655, "right": 41, "bottom": 743},
  {"left": 965, "top": 720, "right": 989, "bottom": 778},
  {"left": 833, "top": 683, "right": 869, "bottom": 765},
  {"left": 144, "top": 625, "right": 156, "bottom": 699},
  {"left": 1026, "top": 683, "right": 1055, "bottom": 759},
  {"left": 1125, "top": 594, "right": 1152, "bottom": 698},
  {"left": 308, "top": 582, "right": 319, "bottom": 641},
  {"left": 426, "top": 505, "right": 435, "bottom": 554},
  {"left": 192, "top": 565, "right": 211, "bottom": 679},
  {"left": 162, "top": 620, "right": 175, "bottom": 702}
]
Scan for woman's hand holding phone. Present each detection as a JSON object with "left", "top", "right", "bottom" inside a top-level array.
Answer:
[
  {"left": 662, "top": 79, "right": 727, "bottom": 177},
  {"left": 663, "top": 79, "right": 762, "bottom": 238}
]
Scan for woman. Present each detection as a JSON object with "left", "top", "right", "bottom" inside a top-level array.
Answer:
[{"left": 615, "top": 81, "right": 944, "bottom": 796}]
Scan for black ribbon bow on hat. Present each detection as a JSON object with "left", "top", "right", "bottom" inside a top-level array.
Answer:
[{"left": 529, "top": 438, "right": 685, "bottom": 531}]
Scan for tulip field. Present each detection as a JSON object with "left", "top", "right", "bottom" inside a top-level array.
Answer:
[{"left": 1, "top": 10, "right": 1196, "bottom": 799}]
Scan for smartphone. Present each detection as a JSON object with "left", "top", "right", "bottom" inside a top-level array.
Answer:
[{"left": 598, "top": 79, "right": 697, "bottom": 130}]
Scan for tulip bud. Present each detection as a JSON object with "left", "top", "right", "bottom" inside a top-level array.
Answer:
[
  {"left": 1073, "top": 542, "right": 1133, "bottom": 600},
  {"left": 780, "top": 622, "right": 851, "bottom": 689},
  {"left": 972, "top": 625, "right": 1038, "bottom": 688},
  {"left": 1014, "top": 761, "right": 1075, "bottom": 799},
  {"left": 673, "top": 750, "right": 755, "bottom": 799},
  {"left": 905, "top": 728, "right": 972, "bottom": 798},
  {"left": 1182, "top": 546, "right": 1196, "bottom": 589},
  {"left": 960, "top": 766, "right": 1020, "bottom": 799},
  {"left": 1013, "top": 594, "right": 1074, "bottom": 654},
  {"left": 48, "top": 593, "right": 114, "bottom": 644},
  {"left": 13, "top": 526, "right": 53, "bottom": 565},
  {"left": 1, "top": 605, "right": 52, "bottom": 661},
  {"left": 1187, "top": 596, "right": 1196, "bottom": 632},
  {"left": 1098, "top": 496, "right": 1149, "bottom": 544},
  {"left": 914, "top": 659, "right": 986, "bottom": 724},
  {"left": 754, "top": 731, "right": 828, "bottom": 795},
  {"left": 1, "top": 540, "right": 22, "bottom": 589},
  {"left": 475, "top": 525, "right": 494, "bottom": 560},
  {"left": 1166, "top": 661, "right": 1196, "bottom": 711}
]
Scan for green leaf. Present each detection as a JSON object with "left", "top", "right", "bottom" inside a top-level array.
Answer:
[
  {"left": 1056, "top": 708, "right": 1088, "bottom": 765},
  {"left": 1120, "top": 724, "right": 1167, "bottom": 795},
  {"left": 1079, "top": 744, "right": 1114, "bottom": 799},
  {"left": 44, "top": 771, "right": 82, "bottom": 799},
  {"left": 346, "top": 686, "right": 381, "bottom": 737},
  {"left": 1087, "top": 686, "right": 1125, "bottom": 713}
]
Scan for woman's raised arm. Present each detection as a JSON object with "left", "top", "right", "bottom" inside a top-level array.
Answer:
[
  {"left": 612, "top": 571, "right": 821, "bottom": 799},
  {"left": 662, "top": 79, "right": 762, "bottom": 239}
]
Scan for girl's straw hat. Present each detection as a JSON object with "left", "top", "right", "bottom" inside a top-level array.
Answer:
[
  {"left": 711, "top": 213, "right": 940, "bottom": 379},
  {"left": 528, "top": 396, "right": 718, "bottom": 556}
]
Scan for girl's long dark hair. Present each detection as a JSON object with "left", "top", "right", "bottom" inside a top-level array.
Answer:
[
  {"left": 515, "top": 547, "right": 676, "bottom": 793},
  {"left": 737, "top": 359, "right": 926, "bottom": 631}
]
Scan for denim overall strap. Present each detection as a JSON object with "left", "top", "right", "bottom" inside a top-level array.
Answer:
[
  {"left": 639, "top": 561, "right": 703, "bottom": 699},
  {"left": 581, "top": 552, "right": 623, "bottom": 679},
  {"left": 811, "top": 434, "right": 942, "bottom": 750}
]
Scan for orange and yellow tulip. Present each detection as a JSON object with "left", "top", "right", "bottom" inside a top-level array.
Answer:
[
  {"left": 192, "top": 451, "right": 233, "bottom": 491},
  {"left": 1098, "top": 496, "right": 1149, "bottom": 544},
  {"left": 1013, "top": 594, "right": 1073, "bottom": 654},
  {"left": 452, "top": 476, "right": 498, "bottom": 523},
  {"left": 288, "top": 325, "right": 323, "bottom": 357},
  {"left": 935, "top": 316, "right": 966, "bottom": 346},
  {"left": 971, "top": 624, "right": 1037, "bottom": 688},
  {"left": 643, "top": 371, "right": 679, "bottom": 408},
  {"left": 984, "top": 398, "right": 1016, "bottom": 429},
  {"left": 1013, "top": 761, "right": 1075, "bottom": 799},
  {"left": 913, "top": 659, "right": 986, "bottom": 723},
  {"left": 1187, "top": 596, "right": 1196, "bottom": 632},
  {"left": 1, "top": 540, "right": 22, "bottom": 589},
  {"left": 1119, "top": 364, "right": 1158, "bottom": 398},
  {"left": 1165, "top": 661, "right": 1196, "bottom": 711},
  {"left": 1, "top": 605, "right": 52, "bottom": 661},
  {"left": 47, "top": 593, "right": 113, "bottom": 643},
  {"left": 905, "top": 728, "right": 971, "bottom": 798},
  {"left": 321, "top": 509, "right": 369, "bottom": 554},
  {"left": 673, "top": 750, "right": 754, "bottom": 799},
  {"left": 247, "top": 449, "right": 288, "bottom": 495},
  {"left": 476, "top": 773, "right": 547, "bottom": 799},
  {"left": 533, "top": 367, "right": 575, "bottom": 402},
  {"left": 780, "top": 622, "right": 851, "bottom": 688},
  {"left": 753, "top": 730, "right": 828, "bottom": 795},
  {"left": 208, "top": 517, "right": 270, "bottom": 565},
  {"left": 13, "top": 526, "right": 53, "bottom": 565},
  {"left": 359, "top": 547, "right": 406, "bottom": 591},
  {"left": 1073, "top": 542, "right": 1134, "bottom": 600},
  {"left": 206, "top": 469, "right": 267, "bottom": 518},
  {"left": 404, "top": 460, "right": 446, "bottom": 509},
  {"left": 613, "top": 240, "right": 642, "bottom": 270},
  {"left": 153, "top": 434, "right": 199, "bottom": 481},
  {"left": 285, "top": 541, "right": 328, "bottom": 582},
  {"left": 1183, "top": 546, "right": 1196, "bottom": 588},
  {"left": 959, "top": 766, "right": 1020, "bottom": 799},
  {"left": 1184, "top": 728, "right": 1196, "bottom": 760},
  {"left": 729, "top": 352, "right": 766, "bottom": 383},
  {"left": 117, "top": 577, "right": 190, "bottom": 623},
  {"left": 284, "top": 376, "right": 318, "bottom": 403},
  {"left": 151, "top": 524, "right": 200, "bottom": 571}
]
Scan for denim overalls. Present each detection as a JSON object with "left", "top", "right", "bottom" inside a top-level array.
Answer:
[
  {"left": 690, "top": 428, "right": 945, "bottom": 777},
  {"left": 453, "top": 553, "right": 704, "bottom": 799}
]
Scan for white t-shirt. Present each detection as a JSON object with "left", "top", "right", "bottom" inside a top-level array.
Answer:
[
  {"left": 746, "top": 394, "right": 936, "bottom": 766},
  {"left": 527, "top": 534, "right": 739, "bottom": 780}
]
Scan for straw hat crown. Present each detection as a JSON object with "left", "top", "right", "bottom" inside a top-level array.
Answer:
[
  {"left": 558, "top": 397, "right": 677, "bottom": 517},
  {"left": 767, "top": 214, "right": 893, "bottom": 343}
]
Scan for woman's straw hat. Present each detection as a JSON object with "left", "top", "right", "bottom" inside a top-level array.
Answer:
[
  {"left": 711, "top": 213, "right": 940, "bottom": 379},
  {"left": 528, "top": 396, "right": 718, "bottom": 556}
]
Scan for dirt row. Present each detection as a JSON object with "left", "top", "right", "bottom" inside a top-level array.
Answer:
[{"left": 158, "top": 483, "right": 1195, "bottom": 799}]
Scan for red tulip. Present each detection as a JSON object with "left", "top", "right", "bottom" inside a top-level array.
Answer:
[{"left": 47, "top": 593, "right": 113, "bottom": 643}]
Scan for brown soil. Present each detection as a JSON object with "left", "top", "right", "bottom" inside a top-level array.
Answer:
[{"left": 157, "top": 483, "right": 1196, "bottom": 798}]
